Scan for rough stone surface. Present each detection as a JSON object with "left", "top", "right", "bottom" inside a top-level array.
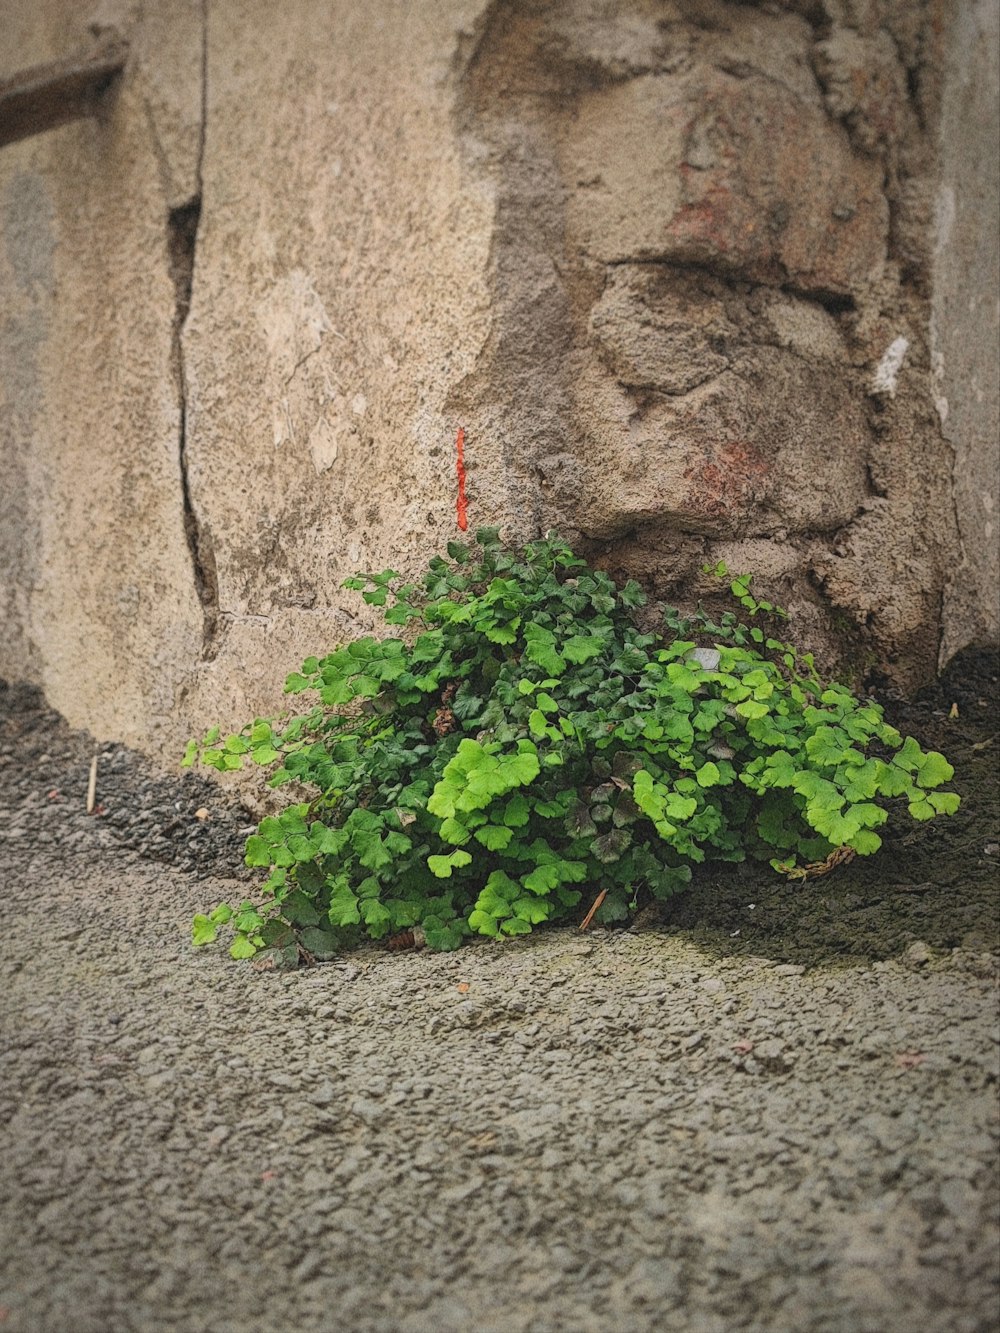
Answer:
[
  {"left": 0, "top": 690, "right": 998, "bottom": 1333},
  {"left": 0, "top": 0, "right": 997, "bottom": 766}
]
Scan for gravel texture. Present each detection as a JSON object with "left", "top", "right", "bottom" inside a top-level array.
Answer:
[{"left": 1, "top": 673, "right": 998, "bottom": 1333}]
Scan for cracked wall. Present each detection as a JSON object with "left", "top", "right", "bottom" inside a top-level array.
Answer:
[
  {"left": 0, "top": 0, "right": 996, "bottom": 762},
  {"left": 0, "top": 0, "right": 205, "bottom": 752}
]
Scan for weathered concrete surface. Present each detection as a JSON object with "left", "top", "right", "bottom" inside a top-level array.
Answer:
[
  {"left": 179, "top": 0, "right": 500, "bottom": 743},
  {"left": 0, "top": 0, "right": 997, "bottom": 763},
  {"left": 934, "top": 0, "right": 1000, "bottom": 664},
  {"left": 0, "top": 1, "right": 204, "bottom": 756}
]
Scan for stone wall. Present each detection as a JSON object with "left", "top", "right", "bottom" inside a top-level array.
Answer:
[{"left": 0, "top": 0, "right": 996, "bottom": 763}]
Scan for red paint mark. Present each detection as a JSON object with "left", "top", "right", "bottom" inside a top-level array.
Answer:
[
  {"left": 894, "top": 1051, "right": 926, "bottom": 1070},
  {"left": 683, "top": 440, "right": 770, "bottom": 520},
  {"left": 455, "top": 426, "right": 469, "bottom": 532}
]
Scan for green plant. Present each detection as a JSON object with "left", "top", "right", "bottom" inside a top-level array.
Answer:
[{"left": 185, "top": 531, "right": 960, "bottom": 963}]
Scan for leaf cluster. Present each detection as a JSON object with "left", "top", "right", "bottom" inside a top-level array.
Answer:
[{"left": 186, "top": 532, "right": 960, "bottom": 961}]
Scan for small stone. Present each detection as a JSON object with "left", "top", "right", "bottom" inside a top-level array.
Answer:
[
  {"left": 905, "top": 941, "right": 933, "bottom": 967},
  {"left": 772, "top": 963, "right": 806, "bottom": 977},
  {"left": 350, "top": 1097, "right": 382, "bottom": 1126},
  {"left": 755, "top": 1039, "right": 795, "bottom": 1073},
  {"left": 688, "top": 647, "right": 721, "bottom": 671}
]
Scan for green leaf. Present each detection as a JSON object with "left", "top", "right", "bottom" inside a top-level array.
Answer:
[
  {"left": 423, "top": 920, "right": 466, "bottom": 951},
  {"left": 473, "top": 880, "right": 517, "bottom": 920},
  {"left": 427, "top": 850, "right": 474, "bottom": 878},
  {"left": 229, "top": 935, "right": 258, "bottom": 960},
  {"left": 762, "top": 751, "right": 798, "bottom": 788},
  {"left": 695, "top": 761, "right": 721, "bottom": 788},
  {"left": 908, "top": 798, "right": 936, "bottom": 822},
  {"left": 522, "top": 863, "right": 560, "bottom": 894},
  {"left": 566, "top": 800, "right": 598, "bottom": 838},
  {"left": 357, "top": 836, "right": 393, "bottom": 872},
  {"left": 280, "top": 890, "right": 320, "bottom": 927},
  {"left": 328, "top": 887, "right": 361, "bottom": 926},
  {"left": 663, "top": 792, "right": 698, "bottom": 821},
  {"left": 244, "top": 835, "right": 273, "bottom": 868},
  {"left": 562, "top": 635, "right": 603, "bottom": 664},
  {"left": 928, "top": 790, "right": 960, "bottom": 815},
  {"left": 840, "top": 759, "right": 881, "bottom": 802},
  {"left": 469, "top": 909, "right": 501, "bottom": 936},
  {"left": 358, "top": 899, "right": 392, "bottom": 938},
  {"left": 504, "top": 746, "right": 541, "bottom": 787},
  {"left": 500, "top": 916, "right": 533, "bottom": 935},
  {"left": 251, "top": 745, "right": 281, "bottom": 766},
  {"left": 895, "top": 736, "right": 925, "bottom": 771},
  {"left": 474, "top": 824, "right": 515, "bottom": 851},
  {"left": 648, "top": 863, "right": 693, "bottom": 899},
  {"left": 314, "top": 826, "right": 350, "bottom": 855},
  {"left": 915, "top": 751, "right": 955, "bottom": 789},
  {"left": 192, "top": 914, "right": 218, "bottom": 947},
  {"left": 792, "top": 771, "right": 843, "bottom": 811},
  {"left": 511, "top": 896, "right": 551, "bottom": 925},
  {"left": 592, "top": 828, "right": 631, "bottom": 862},
  {"left": 299, "top": 926, "right": 341, "bottom": 959},
  {"left": 805, "top": 726, "right": 850, "bottom": 766},
  {"left": 848, "top": 829, "right": 883, "bottom": 855},
  {"left": 503, "top": 794, "right": 531, "bottom": 827},
  {"left": 233, "top": 904, "right": 266, "bottom": 934},
  {"left": 439, "top": 816, "right": 472, "bottom": 845},
  {"left": 735, "top": 700, "right": 769, "bottom": 721},
  {"left": 524, "top": 625, "right": 566, "bottom": 676},
  {"left": 873, "top": 760, "right": 913, "bottom": 798}
]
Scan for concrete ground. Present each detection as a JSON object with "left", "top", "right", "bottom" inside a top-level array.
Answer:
[{"left": 1, "top": 677, "right": 997, "bottom": 1332}]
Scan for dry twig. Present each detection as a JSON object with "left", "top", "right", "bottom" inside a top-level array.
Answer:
[{"left": 579, "top": 889, "right": 607, "bottom": 932}]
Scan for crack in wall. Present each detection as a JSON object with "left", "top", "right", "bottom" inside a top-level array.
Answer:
[{"left": 169, "top": 0, "right": 217, "bottom": 658}]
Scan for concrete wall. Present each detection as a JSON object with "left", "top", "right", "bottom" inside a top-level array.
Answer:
[
  {"left": 1, "top": 0, "right": 997, "bottom": 764},
  {"left": 933, "top": 0, "right": 1000, "bottom": 663}
]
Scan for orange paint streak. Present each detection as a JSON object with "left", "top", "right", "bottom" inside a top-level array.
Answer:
[{"left": 455, "top": 426, "right": 468, "bottom": 531}]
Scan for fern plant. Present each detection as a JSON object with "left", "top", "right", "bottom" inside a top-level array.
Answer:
[{"left": 185, "top": 530, "right": 959, "bottom": 963}]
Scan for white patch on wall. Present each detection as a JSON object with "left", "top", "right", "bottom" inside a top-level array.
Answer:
[
  {"left": 308, "top": 416, "right": 340, "bottom": 474},
  {"left": 258, "top": 268, "right": 332, "bottom": 387},
  {"left": 934, "top": 183, "right": 957, "bottom": 252},
  {"left": 870, "top": 336, "right": 909, "bottom": 398}
]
